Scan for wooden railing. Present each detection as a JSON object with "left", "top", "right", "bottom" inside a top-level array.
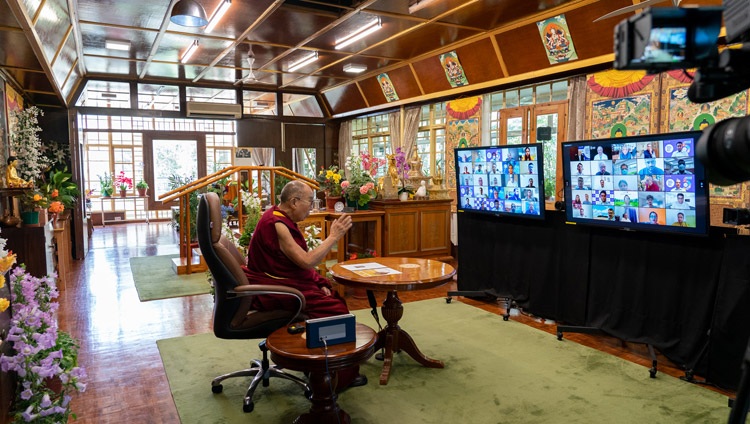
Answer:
[{"left": 158, "top": 166, "right": 318, "bottom": 274}]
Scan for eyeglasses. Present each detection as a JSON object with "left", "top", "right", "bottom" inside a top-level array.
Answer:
[{"left": 293, "top": 197, "right": 314, "bottom": 204}]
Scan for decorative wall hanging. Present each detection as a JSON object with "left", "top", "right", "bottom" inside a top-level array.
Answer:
[
  {"left": 536, "top": 14, "right": 578, "bottom": 64},
  {"left": 587, "top": 70, "right": 655, "bottom": 98},
  {"left": 590, "top": 95, "right": 653, "bottom": 139},
  {"left": 445, "top": 96, "right": 482, "bottom": 191},
  {"left": 439, "top": 51, "right": 469, "bottom": 87},
  {"left": 377, "top": 73, "right": 399, "bottom": 102}
]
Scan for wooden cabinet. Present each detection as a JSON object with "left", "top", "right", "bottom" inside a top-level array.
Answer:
[{"left": 369, "top": 199, "right": 452, "bottom": 260}]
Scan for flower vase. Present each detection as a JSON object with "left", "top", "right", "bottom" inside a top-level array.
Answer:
[
  {"left": 325, "top": 196, "right": 343, "bottom": 211},
  {"left": 20, "top": 210, "right": 39, "bottom": 226},
  {"left": 346, "top": 197, "right": 357, "bottom": 209},
  {"left": 399, "top": 192, "right": 409, "bottom": 201},
  {"left": 102, "top": 188, "right": 113, "bottom": 198},
  {"left": 120, "top": 189, "right": 127, "bottom": 198},
  {"left": 358, "top": 201, "right": 370, "bottom": 210}
]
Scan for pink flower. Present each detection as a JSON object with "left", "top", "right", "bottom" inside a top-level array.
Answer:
[
  {"left": 359, "top": 185, "right": 369, "bottom": 195},
  {"left": 341, "top": 181, "right": 350, "bottom": 189}
]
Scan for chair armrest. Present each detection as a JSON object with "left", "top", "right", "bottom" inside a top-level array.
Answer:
[{"left": 230, "top": 284, "right": 306, "bottom": 319}]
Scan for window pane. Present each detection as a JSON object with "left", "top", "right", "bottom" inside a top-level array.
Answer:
[
  {"left": 519, "top": 87, "right": 534, "bottom": 106},
  {"left": 153, "top": 139, "right": 199, "bottom": 199},
  {"left": 243, "top": 91, "right": 276, "bottom": 115},
  {"left": 138, "top": 84, "right": 180, "bottom": 111},
  {"left": 186, "top": 87, "right": 237, "bottom": 104},
  {"left": 506, "top": 90, "right": 519, "bottom": 108},
  {"left": 76, "top": 81, "right": 131, "bottom": 108},
  {"left": 552, "top": 80, "right": 569, "bottom": 101},
  {"left": 506, "top": 117, "right": 524, "bottom": 145},
  {"left": 536, "top": 113, "right": 559, "bottom": 199},
  {"left": 536, "top": 84, "right": 551, "bottom": 103},
  {"left": 282, "top": 93, "right": 323, "bottom": 118}
]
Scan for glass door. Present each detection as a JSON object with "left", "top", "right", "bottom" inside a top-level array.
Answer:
[{"left": 143, "top": 132, "right": 206, "bottom": 211}]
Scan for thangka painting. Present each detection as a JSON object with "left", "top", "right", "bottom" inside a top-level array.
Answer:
[
  {"left": 589, "top": 95, "right": 653, "bottom": 139},
  {"left": 377, "top": 73, "right": 399, "bottom": 102},
  {"left": 662, "top": 79, "right": 750, "bottom": 203},
  {"left": 536, "top": 14, "right": 578, "bottom": 64},
  {"left": 445, "top": 96, "right": 482, "bottom": 193},
  {"left": 439, "top": 51, "right": 469, "bottom": 87}
]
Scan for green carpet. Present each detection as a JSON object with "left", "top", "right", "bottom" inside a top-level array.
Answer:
[
  {"left": 130, "top": 255, "right": 210, "bottom": 301},
  {"left": 157, "top": 299, "right": 730, "bottom": 424}
]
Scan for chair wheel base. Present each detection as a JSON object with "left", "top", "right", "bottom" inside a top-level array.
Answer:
[
  {"left": 212, "top": 384, "right": 223, "bottom": 394},
  {"left": 243, "top": 400, "right": 254, "bottom": 413}
]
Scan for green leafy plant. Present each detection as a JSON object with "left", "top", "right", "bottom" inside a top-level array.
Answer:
[
  {"left": 238, "top": 191, "right": 262, "bottom": 248},
  {"left": 98, "top": 173, "right": 114, "bottom": 197},
  {"left": 41, "top": 167, "right": 80, "bottom": 209},
  {"left": 135, "top": 180, "right": 149, "bottom": 190},
  {"left": 20, "top": 189, "right": 49, "bottom": 211},
  {"left": 168, "top": 174, "right": 200, "bottom": 242}
]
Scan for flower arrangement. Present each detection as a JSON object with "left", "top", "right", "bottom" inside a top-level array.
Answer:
[
  {"left": 0, "top": 232, "right": 16, "bottom": 315},
  {"left": 238, "top": 190, "right": 262, "bottom": 248},
  {"left": 0, "top": 266, "right": 86, "bottom": 423},
  {"left": 20, "top": 189, "right": 49, "bottom": 211},
  {"left": 135, "top": 179, "right": 149, "bottom": 190},
  {"left": 40, "top": 167, "right": 79, "bottom": 209},
  {"left": 316, "top": 165, "right": 344, "bottom": 197},
  {"left": 48, "top": 201, "right": 64, "bottom": 215},
  {"left": 393, "top": 147, "right": 413, "bottom": 194},
  {"left": 114, "top": 171, "right": 133, "bottom": 191},
  {"left": 342, "top": 153, "right": 381, "bottom": 206},
  {"left": 10, "top": 106, "right": 51, "bottom": 182},
  {"left": 349, "top": 249, "right": 377, "bottom": 260},
  {"left": 303, "top": 225, "right": 323, "bottom": 250}
]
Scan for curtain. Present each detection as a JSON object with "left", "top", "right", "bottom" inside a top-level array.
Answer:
[
  {"left": 250, "top": 147, "right": 274, "bottom": 166},
  {"left": 389, "top": 110, "right": 401, "bottom": 153},
  {"left": 338, "top": 120, "right": 352, "bottom": 165},
  {"left": 567, "top": 75, "right": 587, "bottom": 142},
  {"left": 401, "top": 107, "right": 420, "bottom": 158}
]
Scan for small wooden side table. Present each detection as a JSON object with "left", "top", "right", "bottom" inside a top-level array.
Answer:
[
  {"left": 266, "top": 323, "right": 377, "bottom": 424},
  {"left": 329, "top": 257, "right": 456, "bottom": 385}
]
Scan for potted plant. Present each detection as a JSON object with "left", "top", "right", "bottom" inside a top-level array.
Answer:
[
  {"left": 98, "top": 173, "right": 114, "bottom": 198},
  {"left": 41, "top": 167, "right": 80, "bottom": 209},
  {"left": 135, "top": 179, "right": 149, "bottom": 197},
  {"left": 114, "top": 171, "right": 133, "bottom": 197},
  {"left": 316, "top": 165, "right": 344, "bottom": 210},
  {"left": 341, "top": 152, "right": 384, "bottom": 209},
  {"left": 19, "top": 189, "right": 49, "bottom": 226},
  {"left": 393, "top": 147, "right": 413, "bottom": 201},
  {"left": 9, "top": 106, "right": 51, "bottom": 183},
  {"left": 0, "top": 266, "right": 86, "bottom": 423}
]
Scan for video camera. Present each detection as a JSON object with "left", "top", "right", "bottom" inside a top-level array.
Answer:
[{"left": 613, "top": 0, "right": 750, "bottom": 186}]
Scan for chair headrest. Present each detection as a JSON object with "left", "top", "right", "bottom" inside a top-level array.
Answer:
[{"left": 204, "top": 192, "right": 224, "bottom": 243}]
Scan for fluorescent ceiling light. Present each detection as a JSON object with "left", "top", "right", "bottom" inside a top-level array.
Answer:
[
  {"left": 181, "top": 40, "right": 199, "bottom": 64},
  {"left": 335, "top": 17, "right": 382, "bottom": 50},
  {"left": 288, "top": 52, "right": 318, "bottom": 72},
  {"left": 408, "top": 0, "right": 439, "bottom": 14},
  {"left": 343, "top": 63, "right": 367, "bottom": 74},
  {"left": 204, "top": 0, "right": 232, "bottom": 33},
  {"left": 105, "top": 40, "right": 130, "bottom": 51}
]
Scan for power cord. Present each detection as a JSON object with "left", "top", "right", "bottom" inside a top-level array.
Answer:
[{"left": 321, "top": 337, "right": 342, "bottom": 424}]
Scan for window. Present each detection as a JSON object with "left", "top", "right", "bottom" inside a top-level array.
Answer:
[
  {"left": 416, "top": 103, "right": 447, "bottom": 177},
  {"left": 185, "top": 87, "right": 237, "bottom": 104},
  {"left": 243, "top": 90, "right": 276, "bottom": 116},
  {"left": 351, "top": 114, "right": 391, "bottom": 174},
  {"left": 293, "top": 148, "right": 317, "bottom": 179},
  {"left": 282, "top": 93, "right": 323, "bottom": 118},
  {"left": 75, "top": 81, "right": 131, "bottom": 109},
  {"left": 138, "top": 84, "right": 179, "bottom": 111}
]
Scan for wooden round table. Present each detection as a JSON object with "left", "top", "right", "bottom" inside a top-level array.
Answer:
[
  {"left": 266, "top": 323, "right": 377, "bottom": 424},
  {"left": 329, "top": 257, "right": 456, "bottom": 385}
]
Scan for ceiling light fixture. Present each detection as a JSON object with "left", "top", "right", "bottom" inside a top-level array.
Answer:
[
  {"left": 170, "top": 0, "right": 208, "bottom": 27},
  {"left": 181, "top": 40, "right": 200, "bottom": 63},
  {"left": 408, "top": 0, "right": 439, "bottom": 14},
  {"left": 343, "top": 63, "right": 367, "bottom": 74},
  {"left": 334, "top": 17, "right": 382, "bottom": 50},
  {"left": 204, "top": 0, "right": 232, "bottom": 33},
  {"left": 288, "top": 51, "right": 318, "bottom": 72},
  {"left": 105, "top": 40, "right": 131, "bottom": 51}
]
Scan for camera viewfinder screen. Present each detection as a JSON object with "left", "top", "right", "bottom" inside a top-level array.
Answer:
[
  {"left": 456, "top": 144, "right": 545, "bottom": 220},
  {"left": 562, "top": 131, "right": 709, "bottom": 236},
  {"left": 636, "top": 27, "right": 687, "bottom": 64}
]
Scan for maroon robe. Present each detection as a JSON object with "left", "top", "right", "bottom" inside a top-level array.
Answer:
[
  {"left": 244, "top": 206, "right": 360, "bottom": 389},
  {"left": 244, "top": 206, "right": 349, "bottom": 319}
]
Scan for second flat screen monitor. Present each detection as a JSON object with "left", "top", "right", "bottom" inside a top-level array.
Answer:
[{"left": 456, "top": 144, "right": 545, "bottom": 220}]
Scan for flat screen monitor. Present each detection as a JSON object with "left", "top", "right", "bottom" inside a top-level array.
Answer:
[
  {"left": 455, "top": 144, "right": 545, "bottom": 220},
  {"left": 561, "top": 131, "right": 709, "bottom": 235}
]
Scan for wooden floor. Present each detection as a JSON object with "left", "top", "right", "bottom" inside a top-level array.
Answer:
[{"left": 58, "top": 222, "right": 735, "bottom": 423}]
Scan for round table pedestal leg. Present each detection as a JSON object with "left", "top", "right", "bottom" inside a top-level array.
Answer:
[
  {"left": 376, "top": 290, "right": 444, "bottom": 385},
  {"left": 294, "top": 371, "right": 350, "bottom": 424}
]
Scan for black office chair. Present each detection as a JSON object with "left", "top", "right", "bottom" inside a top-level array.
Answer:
[{"left": 197, "top": 192, "right": 310, "bottom": 413}]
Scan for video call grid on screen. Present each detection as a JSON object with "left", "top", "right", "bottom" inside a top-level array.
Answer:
[
  {"left": 562, "top": 131, "right": 708, "bottom": 235},
  {"left": 455, "top": 144, "right": 545, "bottom": 220}
]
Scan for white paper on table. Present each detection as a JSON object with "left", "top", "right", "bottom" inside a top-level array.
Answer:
[{"left": 341, "top": 262, "right": 401, "bottom": 276}]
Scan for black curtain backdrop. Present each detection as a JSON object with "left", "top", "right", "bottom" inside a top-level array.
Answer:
[{"left": 457, "top": 211, "right": 747, "bottom": 390}]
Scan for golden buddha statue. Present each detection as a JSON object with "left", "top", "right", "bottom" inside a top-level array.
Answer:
[{"left": 5, "top": 156, "right": 32, "bottom": 188}]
